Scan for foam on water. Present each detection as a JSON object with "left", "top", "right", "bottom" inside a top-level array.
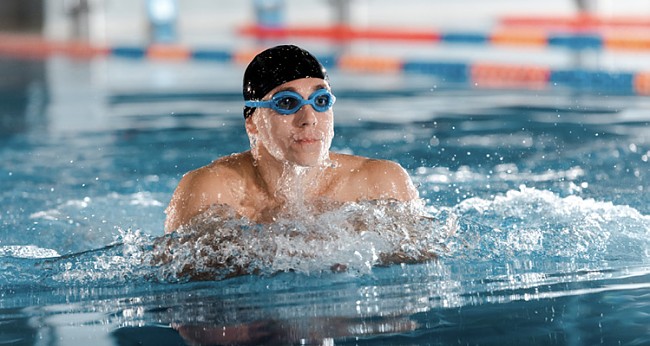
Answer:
[
  {"left": 2, "top": 187, "right": 648, "bottom": 290},
  {"left": 151, "top": 200, "right": 455, "bottom": 282},
  {"left": 454, "top": 185, "right": 650, "bottom": 262},
  {"left": 19, "top": 191, "right": 167, "bottom": 255},
  {"left": 0, "top": 200, "right": 452, "bottom": 287},
  {"left": 0, "top": 245, "right": 59, "bottom": 259}
]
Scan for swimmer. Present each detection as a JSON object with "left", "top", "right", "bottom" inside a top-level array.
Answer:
[{"left": 164, "top": 44, "right": 418, "bottom": 233}]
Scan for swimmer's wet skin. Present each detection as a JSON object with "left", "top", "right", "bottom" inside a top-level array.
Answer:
[{"left": 162, "top": 44, "right": 427, "bottom": 279}]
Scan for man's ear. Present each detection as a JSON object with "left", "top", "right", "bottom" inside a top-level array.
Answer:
[{"left": 244, "top": 115, "right": 258, "bottom": 135}]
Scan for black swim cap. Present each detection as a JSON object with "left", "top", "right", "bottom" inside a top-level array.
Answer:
[{"left": 243, "top": 45, "right": 329, "bottom": 118}]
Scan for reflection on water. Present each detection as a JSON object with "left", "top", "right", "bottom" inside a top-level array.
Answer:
[
  {"left": 0, "top": 57, "right": 48, "bottom": 134},
  {"left": 170, "top": 315, "right": 417, "bottom": 345},
  {"left": 4, "top": 260, "right": 649, "bottom": 345}
]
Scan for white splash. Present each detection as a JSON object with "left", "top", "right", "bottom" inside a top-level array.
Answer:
[
  {"left": 0, "top": 245, "right": 60, "bottom": 259},
  {"left": 455, "top": 185, "right": 650, "bottom": 260},
  {"left": 150, "top": 200, "right": 456, "bottom": 282}
]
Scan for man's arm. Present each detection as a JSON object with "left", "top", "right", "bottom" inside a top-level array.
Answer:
[{"left": 165, "top": 169, "right": 211, "bottom": 233}]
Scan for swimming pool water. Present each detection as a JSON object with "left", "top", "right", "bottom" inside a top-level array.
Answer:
[{"left": 1, "top": 56, "right": 649, "bottom": 345}]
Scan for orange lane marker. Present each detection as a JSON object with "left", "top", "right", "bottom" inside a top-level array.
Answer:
[
  {"left": 233, "top": 48, "right": 264, "bottom": 65},
  {"left": 490, "top": 30, "right": 547, "bottom": 47},
  {"left": 634, "top": 72, "right": 650, "bottom": 95},
  {"left": 147, "top": 44, "right": 191, "bottom": 60},
  {"left": 604, "top": 34, "right": 650, "bottom": 51},
  {"left": 471, "top": 63, "right": 550, "bottom": 90},
  {"left": 338, "top": 55, "right": 402, "bottom": 73}
]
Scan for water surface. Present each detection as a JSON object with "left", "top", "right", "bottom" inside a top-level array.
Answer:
[{"left": 1, "top": 56, "right": 649, "bottom": 345}]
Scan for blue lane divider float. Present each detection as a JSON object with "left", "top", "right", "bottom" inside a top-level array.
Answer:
[
  {"left": 550, "top": 70, "right": 635, "bottom": 94},
  {"left": 191, "top": 49, "right": 232, "bottom": 62},
  {"left": 403, "top": 61, "right": 470, "bottom": 83},
  {"left": 440, "top": 32, "right": 489, "bottom": 45},
  {"left": 547, "top": 34, "right": 603, "bottom": 50},
  {"left": 111, "top": 46, "right": 148, "bottom": 59}
]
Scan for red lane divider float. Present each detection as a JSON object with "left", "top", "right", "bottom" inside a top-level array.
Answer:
[
  {"left": 0, "top": 33, "right": 108, "bottom": 59},
  {"left": 239, "top": 24, "right": 440, "bottom": 42},
  {"left": 239, "top": 24, "right": 650, "bottom": 52},
  {"left": 500, "top": 13, "right": 650, "bottom": 31}
]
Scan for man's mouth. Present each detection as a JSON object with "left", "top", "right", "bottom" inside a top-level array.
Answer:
[
  {"left": 295, "top": 138, "right": 321, "bottom": 144},
  {"left": 293, "top": 135, "right": 323, "bottom": 145}
]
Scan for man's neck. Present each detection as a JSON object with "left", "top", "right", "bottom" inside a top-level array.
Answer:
[{"left": 253, "top": 151, "right": 330, "bottom": 204}]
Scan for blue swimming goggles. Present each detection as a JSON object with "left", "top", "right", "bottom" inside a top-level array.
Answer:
[{"left": 245, "top": 88, "right": 336, "bottom": 115}]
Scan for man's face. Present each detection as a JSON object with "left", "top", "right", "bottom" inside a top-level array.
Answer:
[{"left": 247, "top": 78, "right": 335, "bottom": 167}]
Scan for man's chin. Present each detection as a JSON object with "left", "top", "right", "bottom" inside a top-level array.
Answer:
[{"left": 287, "top": 154, "right": 330, "bottom": 168}]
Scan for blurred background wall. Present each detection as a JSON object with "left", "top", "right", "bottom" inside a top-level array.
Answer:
[
  {"left": 0, "top": 0, "right": 648, "bottom": 45},
  {"left": 0, "top": 0, "right": 43, "bottom": 33},
  {"left": 2, "top": 0, "right": 650, "bottom": 133}
]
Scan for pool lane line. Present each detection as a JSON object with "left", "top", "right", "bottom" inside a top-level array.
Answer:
[
  {"left": 401, "top": 59, "right": 645, "bottom": 95},
  {"left": 500, "top": 14, "right": 650, "bottom": 30},
  {"left": 0, "top": 33, "right": 108, "bottom": 59},
  {"left": 238, "top": 24, "right": 440, "bottom": 42},
  {"left": 113, "top": 48, "right": 650, "bottom": 95},
  {"left": 238, "top": 25, "right": 650, "bottom": 52},
  {"left": 71, "top": 43, "right": 650, "bottom": 96},
  {"left": 1, "top": 33, "right": 649, "bottom": 95}
]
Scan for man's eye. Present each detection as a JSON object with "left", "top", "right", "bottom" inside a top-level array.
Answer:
[
  {"left": 314, "top": 95, "right": 330, "bottom": 107},
  {"left": 276, "top": 97, "right": 300, "bottom": 110}
]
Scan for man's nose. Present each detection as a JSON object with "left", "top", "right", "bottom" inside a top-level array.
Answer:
[{"left": 295, "top": 106, "right": 318, "bottom": 127}]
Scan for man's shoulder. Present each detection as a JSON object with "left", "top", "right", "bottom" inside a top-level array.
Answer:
[
  {"left": 331, "top": 152, "right": 403, "bottom": 174},
  {"left": 180, "top": 152, "right": 252, "bottom": 189},
  {"left": 209, "top": 152, "right": 253, "bottom": 174},
  {"left": 165, "top": 153, "right": 252, "bottom": 233},
  {"left": 330, "top": 153, "right": 417, "bottom": 201}
]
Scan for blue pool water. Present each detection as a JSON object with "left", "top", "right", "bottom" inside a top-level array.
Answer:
[{"left": 1, "top": 55, "right": 649, "bottom": 345}]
